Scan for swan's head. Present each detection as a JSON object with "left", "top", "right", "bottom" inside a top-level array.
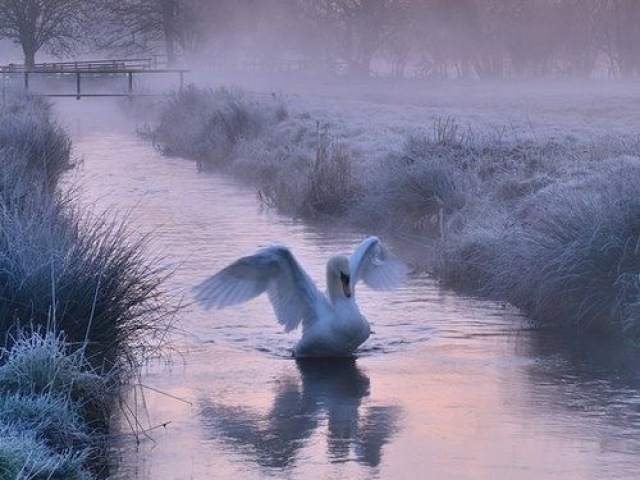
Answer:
[{"left": 327, "top": 255, "right": 351, "bottom": 302}]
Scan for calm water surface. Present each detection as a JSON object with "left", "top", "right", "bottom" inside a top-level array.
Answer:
[{"left": 64, "top": 109, "right": 640, "bottom": 480}]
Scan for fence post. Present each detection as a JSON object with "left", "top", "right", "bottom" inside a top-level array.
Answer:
[{"left": 76, "top": 72, "right": 81, "bottom": 100}]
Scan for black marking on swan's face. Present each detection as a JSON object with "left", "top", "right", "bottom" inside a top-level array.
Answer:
[{"left": 340, "top": 271, "right": 351, "bottom": 298}]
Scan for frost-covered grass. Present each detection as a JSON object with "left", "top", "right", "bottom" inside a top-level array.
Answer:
[
  {"left": 142, "top": 85, "right": 287, "bottom": 169},
  {"left": 0, "top": 330, "right": 111, "bottom": 480},
  {"left": 0, "top": 194, "right": 173, "bottom": 371},
  {"left": 0, "top": 96, "right": 175, "bottom": 478},
  {"left": 0, "top": 96, "right": 72, "bottom": 197},
  {"left": 1, "top": 96, "right": 174, "bottom": 372},
  {"left": 146, "top": 84, "right": 640, "bottom": 338},
  {"left": 441, "top": 159, "right": 640, "bottom": 334},
  {"left": 253, "top": 123, "right": 361, "bottom": 217}
]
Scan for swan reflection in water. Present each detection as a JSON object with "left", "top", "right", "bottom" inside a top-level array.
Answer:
[{"left": 199, "top": 358, "right": 401, "bottom": 470}]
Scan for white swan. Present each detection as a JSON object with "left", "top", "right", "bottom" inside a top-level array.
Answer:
[{"left": 192, "top": 236, "right": 408, "bottom": 357}]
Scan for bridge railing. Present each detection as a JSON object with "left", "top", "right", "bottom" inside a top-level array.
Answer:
[
  {"left": 0, "top": 58, "right": 155, "bottom": 73},
  {"left": 1, "top": 58, "right": 188, "bottom": 99}
]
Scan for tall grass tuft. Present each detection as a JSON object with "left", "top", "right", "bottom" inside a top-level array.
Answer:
[
  {"left": 0, "top": 196, "right": 174, "bottom": 372},
  {"left": 350, "top": 133, "right": 469, "bottom": 234},
  {"left": 475, "top": 161, "right": 640, "bottom": 334},
  {"left": 143, "top": 85, "right": 288, "bottom": 169},
  {"left": 256, "top": 122, "right": 360, "bottom": 217},
  {"left": 0, "top": 96, "right": 72, "bottom": 197}
]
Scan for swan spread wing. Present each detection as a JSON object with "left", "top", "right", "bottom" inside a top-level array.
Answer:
[
  {"left": 192, "top": 245, "right": 322, "bottom": 332},
  {"left": 349, "top": 236, "right": 408, "bottom": 292}
]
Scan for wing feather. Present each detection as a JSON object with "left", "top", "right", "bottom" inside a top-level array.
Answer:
[
  {"left": 193, "top": 245, "right": 323, "bottom": 332},
  {"left": 349, "top": 236, "right": 408, "bottom": 294}
]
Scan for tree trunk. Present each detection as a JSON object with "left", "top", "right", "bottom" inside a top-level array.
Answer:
[
  {"left": 348, "top": 48, "right": 374, "bottom": 79},
  {"left": 161, "top": 0, "right": 178, "bottom": 66},
  {"left": 23, "top": 47, "right": 36, "bottom": 70}
]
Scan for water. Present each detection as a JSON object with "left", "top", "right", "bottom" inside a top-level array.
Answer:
[{"left": 64, "top": 108, "right": 640, "bottom": 480}]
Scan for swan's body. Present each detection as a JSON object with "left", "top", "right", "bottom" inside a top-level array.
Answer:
[{"left": 193, "top": 236, "right": 407, "bottom": 357}]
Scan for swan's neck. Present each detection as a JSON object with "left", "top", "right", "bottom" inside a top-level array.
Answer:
[{"left": 326, "top": 255, "right": 351, "bottom": 304}]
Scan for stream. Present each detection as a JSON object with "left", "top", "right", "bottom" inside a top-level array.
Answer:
[{"left": 61, "top": 101, "right": 640, "bottom": 480}]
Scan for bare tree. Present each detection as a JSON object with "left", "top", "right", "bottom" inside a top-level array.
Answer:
[
  {"left": 96, "top": 0, "right": 212, "bottom": 65},
  {"left": 410, "top": 0, "right": 484, "bottom": 80},
  {"left": 0, "top": 0, "right": 86, "bottom": 68},
  {"left": 298, "top": 0, "right": 408, "bottom": 78}
]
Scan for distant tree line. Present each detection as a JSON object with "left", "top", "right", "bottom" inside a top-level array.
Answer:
[{"left": 1, "top": 0, "right": 640, "bottom": 79}]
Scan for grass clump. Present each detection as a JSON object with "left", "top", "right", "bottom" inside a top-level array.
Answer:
[
  {"left": 144, "top": 85, "right": 287, "bottom": 169},
  {"left": 255, "top": 122, "right": 360, "bottom": 217},
  {"left": 0, "top": 196, "right": 173, "bottom": 371},
  {"left": 350, "top": 133, "right": 469, "bottom": 234},
  {"left": 473, "top": 161, "right": 640, "bottom": 334},
  {"left": 0, "top": 330, "right": 112, "bottom": 480},
  {"left": 0, "top": 96, "right": 72, "bottom": 196}
]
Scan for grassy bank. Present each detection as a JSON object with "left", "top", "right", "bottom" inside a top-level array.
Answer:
[
  {"left": 145, "top": 85, "right": 640, "bottom": 339},
  {"left": 0, "top": 96, "right": 174, "bottom": 478}
]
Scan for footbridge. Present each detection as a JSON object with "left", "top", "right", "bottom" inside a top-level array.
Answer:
[{"left": 1, "top": 58, "right": 189, "bottom": 100}]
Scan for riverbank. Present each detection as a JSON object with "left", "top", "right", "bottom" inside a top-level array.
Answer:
[
  {"left": 0, "top": 96, "right": 174, "bottom": 478},
  {"left": 144, "top": 83, "right": 640, "bottom": 339}
]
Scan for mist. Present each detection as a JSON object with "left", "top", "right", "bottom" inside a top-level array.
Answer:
[
  {"left": 174, "top": 1, "right": 640, "bottom": 80},
  {"left": 130, "top": 1, "right": 640, "bottom": 142}
]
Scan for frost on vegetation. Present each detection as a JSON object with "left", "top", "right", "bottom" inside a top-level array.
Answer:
[
  {"left": 0, "top": 162, "right": 173, "bottom": 375},
  {"left": 0, "top": 428, "right": 90, "bottom": 480},
  {"left": 0, "top": 330, "right": 112, "bottom": 480},
  {"left": 0, "top": 98, "right": 175, "bottom": 375},
  {"left": 0, "top": 95, "right": 176, "bottom": 478},
  {"left": 0, "top": 96, "right": 72, "bottom": 197},
  {"left": 350, "top": 133, "right": 469, "bottom": 234},
  {"left": 439, "top": 158, "right": 640, "bottom": 335},
  {"left": 252, "top": 122, "right": 361, "bottom": 217},
  {"left": 144, "top": 85, "right": 288, "bottom": 168},
  {"left": 148, "top": 86, "right": 640, "bottom": 335}
]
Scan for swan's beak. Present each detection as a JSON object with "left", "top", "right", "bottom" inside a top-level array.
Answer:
[{"left": 340, "top": 272, "right": 351, "bottom": 298}]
